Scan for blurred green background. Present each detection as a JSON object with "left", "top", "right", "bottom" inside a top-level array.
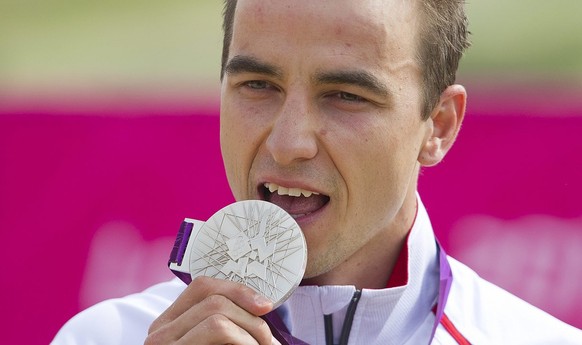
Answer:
[{"left": 1, "top": 0, "right": 581, "bottom": 101}]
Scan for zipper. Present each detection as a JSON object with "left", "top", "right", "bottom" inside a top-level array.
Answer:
[{"left": 324, "top": 289, "right": 363, "bottom": 345}]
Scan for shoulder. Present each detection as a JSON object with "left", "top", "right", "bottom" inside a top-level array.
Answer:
[
  {"left": 439, "top": 256, "right": 582, "bottom": 344},
  {"left": 51, "top": 278, "right": 186, "bottom": 345}
]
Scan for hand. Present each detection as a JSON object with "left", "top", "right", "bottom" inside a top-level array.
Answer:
[{"left": 145, "top": 276, "right": 279, "bottom": 345}]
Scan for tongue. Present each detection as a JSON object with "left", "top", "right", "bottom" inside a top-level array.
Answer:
[{"left": 268, "top": 194, "right": 328, "bottom": 216}]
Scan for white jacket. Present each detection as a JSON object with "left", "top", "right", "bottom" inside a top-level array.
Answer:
[{"left": 53, "top": 198, "right": 582, "bottom": 344}]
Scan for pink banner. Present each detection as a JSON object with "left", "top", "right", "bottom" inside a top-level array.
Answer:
[{"left": 1, "top": 94, "right": 581, "bottom": 343}]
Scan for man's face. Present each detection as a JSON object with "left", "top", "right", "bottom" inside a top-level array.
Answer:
[{"left": 220, "top": 0, "right": 432, "bottom": 279}]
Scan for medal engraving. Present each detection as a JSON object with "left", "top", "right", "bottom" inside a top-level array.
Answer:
[{"left": 189, "top": 200, "right": 307, "bottom": 308}]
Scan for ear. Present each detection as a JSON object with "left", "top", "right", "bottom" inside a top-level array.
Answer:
[{"left": 418, "top": 84, "right": 467, "bottom": 167}]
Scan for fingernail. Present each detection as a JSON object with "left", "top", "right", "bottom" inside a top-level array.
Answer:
[{"left": 254, "top": 293, "right": 271, "bottom": 307}]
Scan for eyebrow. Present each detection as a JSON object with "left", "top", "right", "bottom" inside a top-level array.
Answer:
[
  {"left": 224, "top": 55, "right": 282, "bottom": 78},
  {"left": 315, "top": 70, "right": 390, "bottom": 99},
  {"left": 224, "top": 56, "right": 391, "bottom": 100}
]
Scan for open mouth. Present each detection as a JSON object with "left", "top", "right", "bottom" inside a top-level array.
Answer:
[{"left": 260, "top": 182, "right": 330, "bottom": 220}]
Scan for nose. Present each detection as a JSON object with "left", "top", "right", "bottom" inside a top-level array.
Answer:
[{"left": 265, "top": 96, "right": 318, "bottom": 166}]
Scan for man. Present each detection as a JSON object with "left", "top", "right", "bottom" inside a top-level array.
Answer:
[{"left": 54, "top": 0, "right": 582, "bottom": 344}]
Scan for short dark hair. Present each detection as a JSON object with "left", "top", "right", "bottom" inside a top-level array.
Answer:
[
  {"left": 221, "top": 0, "right": 237, "bottom": 82},
  {"left": 417, "top": 1, "right": 470, "bottom": 119},
  {"left": 220, "top": 0, "right": 470, "bottom": 120}
]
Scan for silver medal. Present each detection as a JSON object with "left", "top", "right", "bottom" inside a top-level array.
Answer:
[{"left": 188, "top": 200, "right": 307, "bottom": 308}]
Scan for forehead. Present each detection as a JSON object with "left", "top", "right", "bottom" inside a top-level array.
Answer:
[{"left": 230, "top": 0, "right": 421, "bottom": 73}]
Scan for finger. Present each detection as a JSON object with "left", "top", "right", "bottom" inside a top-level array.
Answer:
[
  {"left": 159, "top": 276, "right": 273, "bottom": 322},
  {"left": 148, "top": 276, "right": 273, "bottom": 340},
  {"left": 147, "top": 311, "right": 267, "bottom": 345},
  {"left": 171, "top": 294, "right": 273, "bottom": 345},
  {"left": 176, "top": 314, "right": 261, "bottom": 345}
]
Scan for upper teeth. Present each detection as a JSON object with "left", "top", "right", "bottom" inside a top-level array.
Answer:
[{"left": 265, "top": 182, "right": 320, "bottom": 198}]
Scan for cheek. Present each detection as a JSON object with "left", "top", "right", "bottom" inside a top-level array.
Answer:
[
  {"left": 328, "top": 116, "right": 418, "bottom": 201},
  {"left": 220, "top": 128, "right": 242, "bottom": 198},
  {"left": 220, "top": 98, "right": 273, "bottom": 198},
  {"left": 331, "top": 119, "right": 395, "bottom": 171},
  {"left": 324, "top": 121, "right": 396, "bottom": 209},
  {"left": 220, "top": 105, "right": 252, "bottom": 197}
]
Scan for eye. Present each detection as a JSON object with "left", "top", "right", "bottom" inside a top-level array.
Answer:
[
  {"left": 244, "top": 80, "right": 270, "bottom": 90},
  {"left": 329, "top": 91, "right": 368, "bottom": 103},
  {"left": 322, "top": 90, "right": 377, "bottom": 113},
  {"left": 335, "top": 91, "right": 366, "bottom": 103}
]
